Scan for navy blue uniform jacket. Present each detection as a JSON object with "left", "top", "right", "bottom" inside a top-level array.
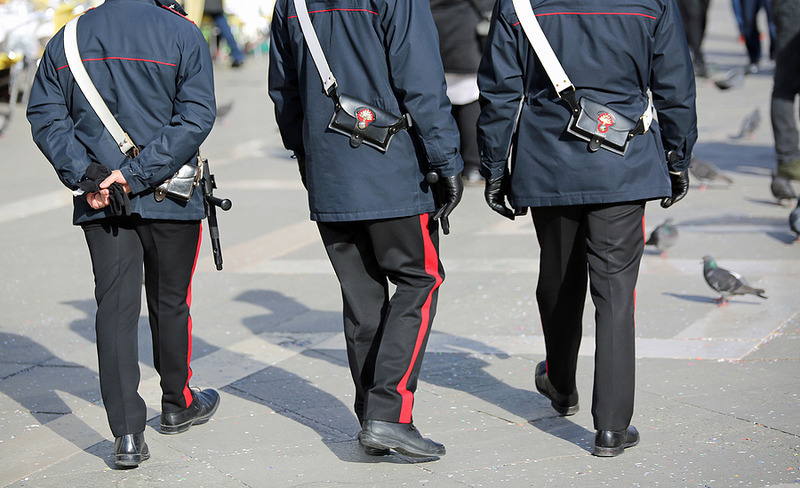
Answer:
[
  {"left": 269, "top": 0, "right": 464, "bottom": 222},
  {"left": 477, "top": 0, "right": 698, "bottom": 207},
  {"left": 27, "top": 0, "right": 216, "bottom": 224}
]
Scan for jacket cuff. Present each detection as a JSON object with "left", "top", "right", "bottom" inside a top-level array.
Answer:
[
  {"left": 120, "top": 165, "right": 148, "bottom": 195},
  {"left": 480, "top": 159, "right": 505, "bottom": 181},
  {"left": 431, "top": 153, "right": 464, "bottom": 178},
  {"left": 668, "top": 158, "right": 691, "bottom": 174}
]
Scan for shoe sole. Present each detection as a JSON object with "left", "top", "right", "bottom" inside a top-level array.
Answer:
[
  {"left": 592, "top": 438, "right": 640, "bottom": 457},
  {"left": 114, "top": 449, "right": 150, "bottom": 468},
  {"left": 359, "top": 432, "right": 445, "bottom": 458},
  {"left": 550, "top": 400, "right": 579, "bottom": 416},
  {"left": 360, "top": 444, "right": 391, "bottom": 456},
  {"left": 535, "top": 378, "right": 579, "bottom": 416},
  {"left": 160, "top": 398, "right": 220, "bottom": 435}
]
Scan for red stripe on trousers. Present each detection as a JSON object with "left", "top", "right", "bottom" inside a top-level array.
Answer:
[
  {"left": 182, "top": 222, "right": 203, "bottom": 406},
  {"left": 397, "top": 214, "right": 443, "bottom": 423}
]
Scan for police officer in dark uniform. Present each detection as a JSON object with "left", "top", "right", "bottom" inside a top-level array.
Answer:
[
  {"left": 28, "top": 0, "right": 220, "bottom": 468},
  {"left": 269, "top": 0, "right": 464, "bottom": 458},
  {"left": 477, "top": 0, "right": 697, "bottom": 456}
]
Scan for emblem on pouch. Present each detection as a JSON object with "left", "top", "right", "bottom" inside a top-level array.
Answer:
[
  {"left": 356, "top": 108, "right": 375, "bottom": 130},
  {"left": 596, "top": 112, "right": 615, "bottom": 133}
]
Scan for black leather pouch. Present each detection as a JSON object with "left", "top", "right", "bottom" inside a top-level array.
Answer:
[
  {"left": 328, "top": 94, "right": 411, "bottom": 152},
  {"left": 567, "top": 97, "right": 637, "bottom": 156}
]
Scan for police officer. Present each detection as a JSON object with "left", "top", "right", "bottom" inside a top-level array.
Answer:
[
  {"left": 269, "top": 0, "right": 464, "bottom": 458},
  {"left": 28, "top": 0, "right": 220, "bottom": 468},
  {"left": 477, "top": 0, "right": 697, "bottom": 456}
]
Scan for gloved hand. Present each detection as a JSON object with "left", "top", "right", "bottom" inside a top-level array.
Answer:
[
  {"left": 432, "top": 173, "right": 464, "bottom": 235},
  {"left": 80, "top": 163, "right": 131, "bottom": 216},
  {"left": 660, "top": 170, "right": 689, "bottom": 208},
  {"left": 484, "top": 176, "right": 515, "bottom": 220}
]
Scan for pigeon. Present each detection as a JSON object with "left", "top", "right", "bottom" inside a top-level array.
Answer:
[
  {"left": 216, "top": 101, "right": 234, "bottom": 122},
  {"left": 702, "top": 255, "right": 767, "bottom": 306},
  {"left": 790, "top": 199, "right": 800, "bottom": 240},
  {"left": 689, "top": 158, "right": 734, "bottom": 190},
  {"left": 770, "top": 174, "right": 796, "bottom": 206},
  {"left": 646, "top": 218, "right": 678, "bottom": 257},
  {"left": 731, "top": 108, "right": 760, "bottom": 139},
  {"left": 714, "top": 68, "right": 745, "bottom": 90}
]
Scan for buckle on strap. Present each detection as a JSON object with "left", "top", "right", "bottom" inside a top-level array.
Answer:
[
  {"left": 632, "top": 98, "right": 654, "bottom": 136},
  {"left": 558, "top": 86, "right": 579, "bottom": 114}
]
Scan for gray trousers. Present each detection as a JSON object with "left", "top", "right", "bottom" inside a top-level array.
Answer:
[{"left": 771, "top": 0, "right": 800, "bottom": 166}]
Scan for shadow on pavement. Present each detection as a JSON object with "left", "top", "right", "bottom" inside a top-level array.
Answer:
[{"left": 0, "top": 332, "right": 108, "bottom": 463}]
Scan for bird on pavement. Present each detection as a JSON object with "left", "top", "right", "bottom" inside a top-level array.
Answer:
[
  {"left": 771, "top": 174, "right": 796, "bottom": 206},
  {"left": 731, "top": 108, "right": 760, "bottom": 139},
  {"left": 790, "top": 199, "right": 800, "bottom": 240},
  {"left": 702, "top": 255, "right": 767, "bottom": 306},
  {"left": 714, "top": 67, "right": 745, "bottom": 90},
  {"left": 216, "top": 101, "right": 234, "bottom": 124},
  {"left": 689, "top": 158, "right": 734, "bottom": 190},
  {"left": 646, "top": 218, "right": 678, "bottom": 257}
]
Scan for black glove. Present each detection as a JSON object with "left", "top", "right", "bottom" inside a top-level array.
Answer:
[
  {"left": 78, "top": 163, "right": 131, "bottom": 216},
  {"left": 107, "top": 182, "right": 132, "bottom": 216},
  {"left": 77, "top": 162, "right": 111, "bottom": 193},
  {"left": 484, "top": 176, "right": 515, "bottom": 220},
  {"left": 660, "top": 171, "right": 689, "bottom": 208},
  {"left": 432, "top": 173, "right": 464, "bottom": 235}
]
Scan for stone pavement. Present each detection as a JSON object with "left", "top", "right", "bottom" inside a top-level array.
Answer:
[{"left": 0, "top": 1, "right": 798, "bottom": 486}]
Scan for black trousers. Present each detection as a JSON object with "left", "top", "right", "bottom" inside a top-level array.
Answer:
[
  {"left": 531, "top": 202, "right": 645, "bottom": 431},
  {"left": 83, "top": 218, "right": 202, "bottom": 437},
  {"left": 676, "top": 0, "right": 711, "bottom": 62},
  {"left": 452, "top": 100, "right": 481, "bottom": 175},
  {"left": 317, "top": 214, "right": 443, "bottom": 424}
]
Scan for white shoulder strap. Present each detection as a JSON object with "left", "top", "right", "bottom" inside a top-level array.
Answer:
[
  {"left": 292, "top": 0, "right": 337, "bottom": 95},
  {"left": 63, "top": 16, "right": 137, "bottom": 155},
  {"left": 510, "top": 0, "right": 572, "bottom": 95},
  {"left": 510, "top": 0, "right": 653, "bottom": 130}
]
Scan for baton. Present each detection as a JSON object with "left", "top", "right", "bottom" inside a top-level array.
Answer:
[
  {"left": 426, "top": 171, "right": 450, "bottom": 235},
  {"left": 201, "top": 158, "right": 232, "bottom": 270}
]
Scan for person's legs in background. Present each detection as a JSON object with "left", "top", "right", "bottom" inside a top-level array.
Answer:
[
  {"left": 452, "top": 100, "right": 482, "bottom": 184},
  {"left": 212, "top": 14, "right": 245, "bottom": 67}
]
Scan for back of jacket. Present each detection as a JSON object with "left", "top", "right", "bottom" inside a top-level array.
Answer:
[
  {"left": 27, "top": 0, "right": 216, "bottom": 224},
  {"left": 477, "top": 0, "right": 698, "bottom": 207},
  {"left": 269, "top": 0, "right": 464, "bottom": 222}
]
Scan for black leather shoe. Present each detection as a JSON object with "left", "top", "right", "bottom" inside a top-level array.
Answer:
[
  {"left": 359, "top": 420, "right": 446, "bottom": 458},
  {"left": 534, "top": 361, "right": 579, "bottom": 416},
  {"left": 360, "top": 443, "right": 391, "bottom": 456},
  {"left": 160, "top": 387, "right": 220, "bottom": 434},
  {"left": 114, "top": 432, "right": 150, "bottom": 468},
  {"left": 593, "top": 425, "right": 640, "bottom": 457}
]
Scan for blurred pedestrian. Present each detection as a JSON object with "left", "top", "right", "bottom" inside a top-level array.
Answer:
[
  {"left": 430, "top": 0, "right": 495, "bottom": 184},
  {"left": 770, "top": 0, "right": 800, "bottom": 184},
  {"left": 477, "top": 0, "right": 697, "bottom": 456},
  {"left": 269, "top": 0, "right": 463, "bottom": 457},
  {"left": 676, "top": 0, "right": 711, "bottom": 77},
  {"left": 27, "top": 0, "right": 220, "bottom": 468},
  {"left": 740, "top": 0, "right": 776, "bottom": 73},
  {"left": 205, "top": 0, "right": 246, "bottom": 67}
]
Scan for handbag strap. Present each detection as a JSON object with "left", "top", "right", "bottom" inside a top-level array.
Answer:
[
  {"left": 511, "top": 0, "right": 573, "bottom": 97},
  {"left": 510, "top": 0, "right": 653, "bottom": 131},
  {"left": 64, "top": 16, "right": 138, "bottom": 156},
  {"left": 292, "top": 0, "right": 338, "bottom": 96}
]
